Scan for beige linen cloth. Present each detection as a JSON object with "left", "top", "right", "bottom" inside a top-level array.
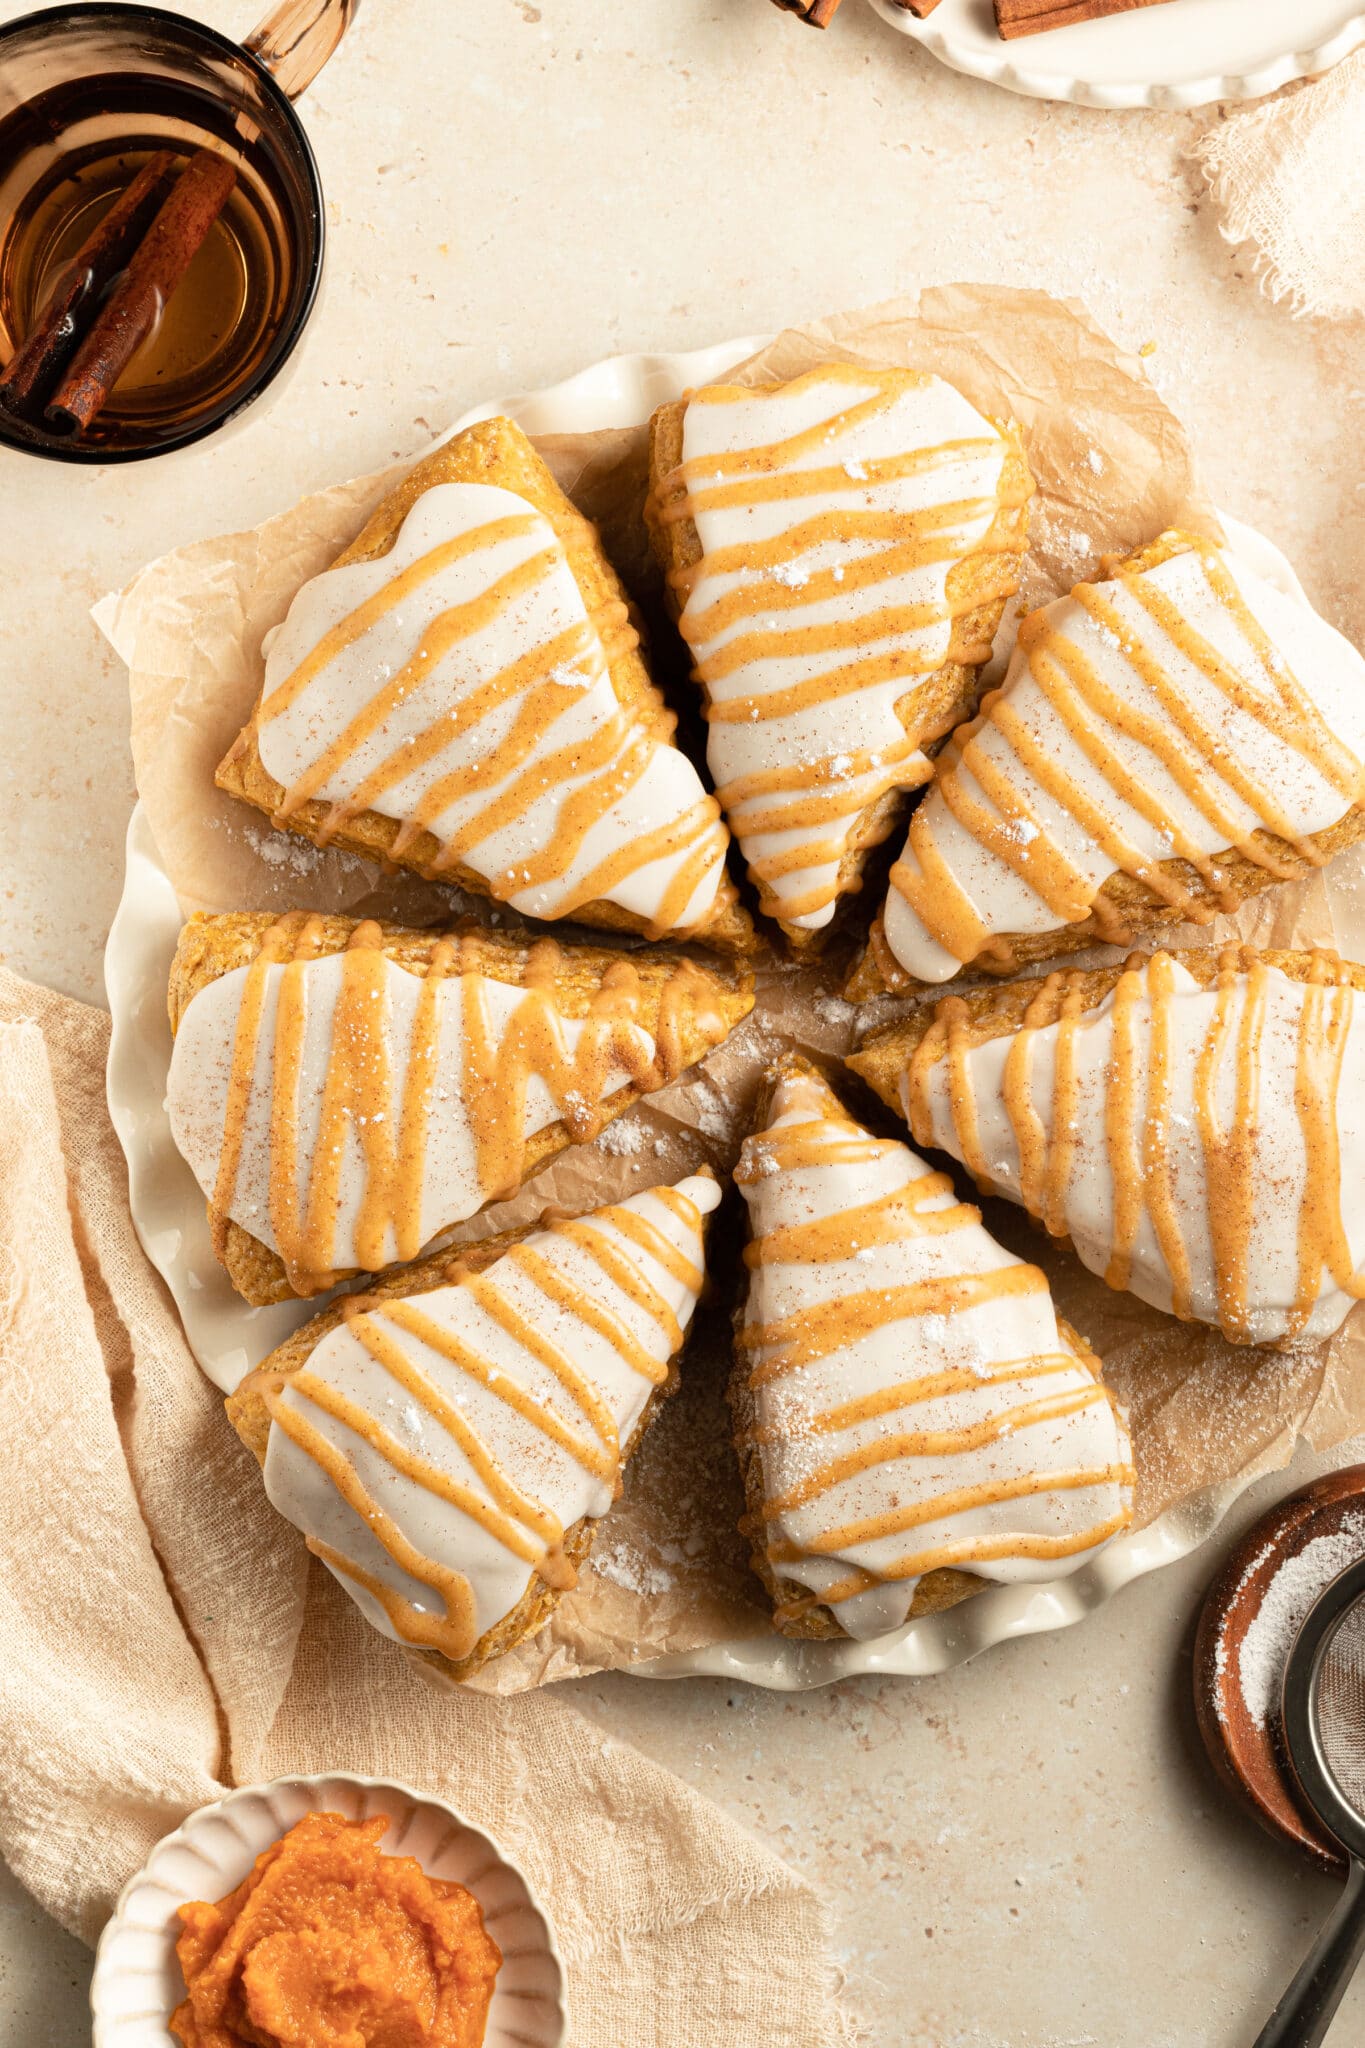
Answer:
[
  {"left": 1195, "top": 48, "right": 1365, "bottom": 319},
  {"left": 0, "top": 968, "right": 852, "bottom": 2046}
]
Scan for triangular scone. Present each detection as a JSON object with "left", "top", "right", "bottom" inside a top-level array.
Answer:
[
  {"left": 167, "top": 910, "right": 752, "bottom": 1305},
  {"left": 849, "top": 945, "right": 1365, "bottom": 1350},
  {"left": 733, "top": 1062, "right": 1132, "bottom": 1641},
  {"left": 216, "top": 415, "right": 753, "bottom": 954},
  {"left": 852, "top": 530, "right": 1365, "bottom": 996},
  {"left": 227, "top": 1173, "right": 719, "bottom": 1682},
  {"left": 646, "top": 365, "right": 1032, "bottom": 949}
]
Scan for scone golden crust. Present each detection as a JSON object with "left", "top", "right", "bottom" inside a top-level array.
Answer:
[
  {"left": 731, "top": 1058, "right": 978, "bottom": 1637},
  {"left": 848, "top": 942, "right": 1365, "bottom": 1351},
  {"left": 731, "top": 1319, "right": 1086, "bottom": 1640},
  {"left": 847, "top": 942, "right": 1365, "bottom": 1114},
  {"left": 168, "top": 909, "right": 753, "bottom": 1307},
  {"left": 228, "top": 1174, "right": 718, "bottom": 1684},
  {"left": 849, "top": 530, "right": 1365, "bottom": 1000},
  {"left": 644, "top": 369, "right": 1033, "bottom": 953},
  {"left": 228, "top": 1231, "right": 615, "bottom": 1682},
  {"left": 731, "top": 1056, "right": 1131, "bottom": 1639},
  {"left": 216, "top": 414, "right": 755, "bottom": 956}
]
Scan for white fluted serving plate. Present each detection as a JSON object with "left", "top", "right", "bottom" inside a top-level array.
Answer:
[
  {"left": 866, "top": 0, "right": 1365, "bottom": 111},
  {"left": 104, "top": 336, "right": 1307, "bottom": 1688},
  {"left": 89, "top": 1772, "right": 565, "bottom": 2048}
]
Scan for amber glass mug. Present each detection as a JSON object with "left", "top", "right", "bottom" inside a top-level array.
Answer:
[{"left": 0, "top": 0, "right": 357, "bottom": 461}]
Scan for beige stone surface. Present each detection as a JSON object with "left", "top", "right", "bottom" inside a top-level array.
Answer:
[{"left": 3, "top": 2, "right": 1365, "bottom": 2042}]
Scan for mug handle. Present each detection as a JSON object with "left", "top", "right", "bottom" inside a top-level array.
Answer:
[{"left": 244, "top": 0, "right": 360, "bottom": 102}]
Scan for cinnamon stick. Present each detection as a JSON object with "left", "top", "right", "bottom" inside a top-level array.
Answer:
[
  {"left": 0, "top": 151, "right": 177, "bottom": 420},
  {"left": 994, "top": 0, "right": 1172, "bottom": 37},
  {"left": 770, "top": 0, "right": 942, "bottom": 24},
  {"left": 44, "top": 147, "right": 238, "bottom": 438},
  {"left": 769, "top": 0, "right": 845, "bottom": 26}
]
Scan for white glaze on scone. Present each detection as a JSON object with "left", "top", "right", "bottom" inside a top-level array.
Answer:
[
  {"left": 655, "top": 366, "right": 1026, "bottom": 932},
  {"left": 901, "top": 951, "right": 1365, "bottom": 1347},
  {"left": 736, "top": 1068, "right": 1132, "bottom": 1639},
  {"left": 257, "top": 1174, "right": 719, "bottom": 1660},
  {"left": 255, "top": 481, "right": 729, "bottom": 935},
  {"left": 168, "top": 914, "right": 732, "bottom": 1292},
  {"left": 883, "top": 536, "right": 1365, "bottom": 982}
]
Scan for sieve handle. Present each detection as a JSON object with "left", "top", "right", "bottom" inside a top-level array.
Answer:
[{"left": 1253, "top": 1856, "right": 1365, "bottom": 2048}]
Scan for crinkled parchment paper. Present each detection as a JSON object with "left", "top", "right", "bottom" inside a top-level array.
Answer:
[{"left": 98, "top": 286, "right": 1365, "bottom": 1694}]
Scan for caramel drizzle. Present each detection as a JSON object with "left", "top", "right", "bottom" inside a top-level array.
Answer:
[
  {"left": 889, "top": 537, "right": 1365, "bottom": 972},
  {"left": 257, "top": 500, "right": 726, "bottom": 935},
  {"left": 650, "top": 366, "right": 1031, "bottom": 924},
  {"left": 904, "top": 946, "right": 1365, "bottom": 1345},
  {"left": 773, "top": 1500, "right": 1136, "bottom": 1627},
  {"left": 210, "top": 915, "right": 724, "bottom": 1292},
  {"left": 258, "top": 1186, "right": 708, "bottom": 1662},
  {"left": 741, "top": 1102, "right": 1131, "bottom": 1620}
]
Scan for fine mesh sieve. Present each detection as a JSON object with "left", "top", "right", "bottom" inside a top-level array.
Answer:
[
  {"left": 1315, "top": 1600, "right": 1365, "bottom": 1821},
  {"left": 1255, "top": 1555, "right": 1365, "bottom": 2048}
]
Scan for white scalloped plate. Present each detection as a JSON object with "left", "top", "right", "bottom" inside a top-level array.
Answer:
[
  {"left": 103, "top": 337, "right": 1311, "bottom": 1688},
  {"left": 866, "top": 0, "right": 1365, "bottom": 111},
  {"left": 89, "top": 1773, "right": 565, "bottom": 2048}
]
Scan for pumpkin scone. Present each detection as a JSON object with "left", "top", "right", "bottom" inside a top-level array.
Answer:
[
  {"left": 732, "top": 1059, "right": 1133, "bottom": 1640},
  {"left": 227, "top": 1172, "right": 720, "bottom": 1682},
  {"left": 851, "top": 529, "right": 1365, "bottom": 997},
  {"left": 216, "top": 414, "right": 754, "bottom": 954},
  {"left": 849, "top": 945, "right": 1365, "bottom": 1350},
  {"left": 645, "top": 364, "right": 1032, "bottom": 949},
  {"left": 167, "top": 909, "right": 752, "bottom": 1305}
]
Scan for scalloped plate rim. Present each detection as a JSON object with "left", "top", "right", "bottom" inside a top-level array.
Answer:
[
  {"left": 104, "top": 333, "right": 1309, "bottom": 1690},
  {"left": 863, "top": 0, "right": 1365, "bottom": 112}
]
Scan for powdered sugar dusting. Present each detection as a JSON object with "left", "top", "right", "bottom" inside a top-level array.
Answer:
[
  {"left": 1237, "top": 1514, "right": 1365, "bottom": 1729},
  {"left": 596, "top": 1117, "right": 648, "bottom": 1157},
  {"left": 813, "top": 991, "right": 857, "bottom": 1032},
  {"left": 589, "top": 1535, "right": 676, "bottom": 1599}
]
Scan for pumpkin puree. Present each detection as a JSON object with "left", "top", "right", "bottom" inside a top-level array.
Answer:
[{"left": 169, "top": 1809, "right": 502, "bottom": 2048}]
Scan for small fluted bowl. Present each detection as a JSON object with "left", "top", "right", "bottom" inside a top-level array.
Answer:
[{"left": 90, "top": 1771, "right": 566, "bottom": 2048}]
